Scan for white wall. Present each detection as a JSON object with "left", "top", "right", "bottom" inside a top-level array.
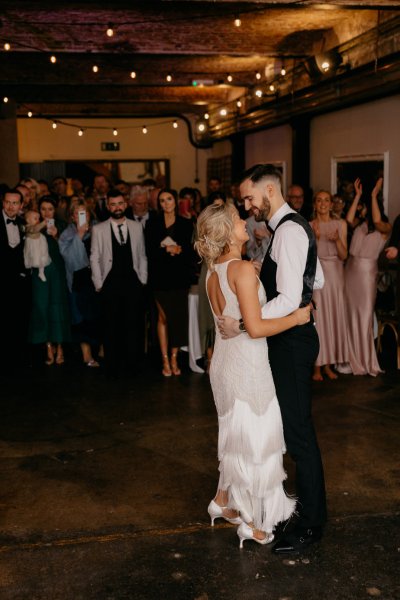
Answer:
[
  {"left": 210, "top": 139, "right": 232, "bottom": 158},
  {"left": 245, "top": 124, "right": 292, "bottom": 192},
  {"left": 17, "top": 117, "right": 212, "bottom": 194},
  {"left": 310, "top": 95, "right": 400, "bottom": 221}
]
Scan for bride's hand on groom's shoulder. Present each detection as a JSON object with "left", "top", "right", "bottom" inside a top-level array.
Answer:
[
  {"left": 293, "top": 305, "right": 311, "bottom": 326},
  {"left": 217, "top": 316, "right": 241, "bottom": 339}
]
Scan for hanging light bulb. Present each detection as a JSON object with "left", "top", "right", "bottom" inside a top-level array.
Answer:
[
  {"left": 78, "top": 128, "right": 84, "bottom": 136},
  {"left": 52, "top": 121, "right": 57, "bottom": 129},
  {"left": 106, "top": 24, "right": 114, "bottom": 37},
  {"left": 234, "top": 16, "right": 241, "bottom": 27},
  {"left": 198, "top": 122, "right": 206, "bottom": 133},
  {"left": 142, "top": 125, "right": 148, "bottom": 134},
  {"left": 280, "top": 67, "right": 286, "bottom": 76},
  {"left": 204, "top": 112, "right": 209, "bottom": 120},
  {"left": 219, "top": 108, "right": 227, "bottom": 116},
  {"left": 321, "top": 60, "right": 330, "bottom": 72},
  {"left": 4, "top": 42, "right": 11, "bottom": 51},
  {"left": 27, "top": 111, "right": 33, "bottom": 117},
  {"left": 130, "top": 71, "right": 136, "bottom": 79},
  {"left": 50, "top": 55, "right": 57, "bottom": 64},
  {"left": 227, "top": 74, "right": 233, "bottom": 83},
  {"left": 92, "top": 65, "right": 99, "bottom": 73},
  {"left": 3, "top": 96, "right": 9, "bottom": 103},
  {"left": 269, "top": 84, "right": 275, "bottom": 92},
  {"left": 113, "top": 128, "right": 118, "bottom": 136},
  {"left": 166, "top": 74, "right": 172, "bottom": 82},
  {"left": 255, "top": 89, "right": 263, "bottom": 98},
  {"left": 236, "top": 100, "right": 242, "bottom": 108},
  {"left": 173, "top": 120, "right": 178, "bottom": 129},
  {"left": 255, "top": 71, "right": 261, "bottom": 80}
]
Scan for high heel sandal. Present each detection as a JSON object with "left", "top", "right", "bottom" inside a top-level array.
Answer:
[
  {"left": 237, "top": 522, "right": 274, "bottom": 548},
  {"left": 207, "top": 500, "right": 242, "bottom": 526},
  {"left": 55, "top": 351, "right": 64, "bottom": 365},
  {"left": 170, "top": 352, "right": 181, "bottom": 376},
  {"left": 162, "top": 355, "right": 172, "bottom": 377},
  {"left": 45, "top": 343, "right": 54, "bottom": 366}
]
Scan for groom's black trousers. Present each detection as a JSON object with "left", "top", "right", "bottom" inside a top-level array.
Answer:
[{"left": 268, "top": 322, "right": 327, "bottom": 529}]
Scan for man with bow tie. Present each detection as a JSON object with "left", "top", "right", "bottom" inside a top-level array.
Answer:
[{"left": 0, "top": 189, "right": 31, "bottom": 374}]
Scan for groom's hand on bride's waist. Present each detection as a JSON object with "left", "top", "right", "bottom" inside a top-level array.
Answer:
[{"left": 217, "top": 316, "right": 241, "bottom": 339}]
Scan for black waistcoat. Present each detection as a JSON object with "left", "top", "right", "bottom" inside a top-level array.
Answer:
[
  {"left": 2, "top": 238, "right": 26, "bottom": 280},
  {"left": 106, "top": 226, "right": 138, "bottom": 284},
  {"left": 260, "top": 212, "right": 317, "bottom": 309}
]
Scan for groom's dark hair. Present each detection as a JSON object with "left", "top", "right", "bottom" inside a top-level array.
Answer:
[{"left": 239, "top": 164, "right": 282, "bottom": 189}]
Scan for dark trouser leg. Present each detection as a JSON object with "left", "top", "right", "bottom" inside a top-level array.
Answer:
[
  {"left": 269, "top": 324, "right": 327, "bottom": 529},
  {"left": 100, "top": 284, "right": 123, "bottom": 377},
  {"left": 123, "top": 283, "right": 145, "bottom": 370},
  {"left": 101, "top": 279, "right": 144, "bottom": 376},
  {"left": 0, "top": 276, "right": 31, "bottom": 374}
]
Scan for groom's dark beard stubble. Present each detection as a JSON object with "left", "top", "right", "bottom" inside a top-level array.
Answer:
[{"left": 254, "top": 194, "right": 271, "bottom": 222}]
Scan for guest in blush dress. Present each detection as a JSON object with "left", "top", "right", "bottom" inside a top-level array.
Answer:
[
  {"left": 345, "top": 178, "right": 392, "bottom": 376},
  {"left": 310, "top": 191, "right": 349, "bottom": 381}
]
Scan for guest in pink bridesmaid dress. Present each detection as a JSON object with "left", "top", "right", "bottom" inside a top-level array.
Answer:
[
  {"left": 311, "top": 191, "right": 349, "bottom": 381},
  {"left": 345, "top": 178, "right": 392, "bottom": 376}
]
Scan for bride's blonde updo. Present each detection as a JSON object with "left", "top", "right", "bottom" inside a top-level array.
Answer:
[{"left": 195, "top": 203, "right": 236, "bottom": 269}]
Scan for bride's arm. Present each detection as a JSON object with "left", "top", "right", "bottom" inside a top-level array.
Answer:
[{"left": 232, "top": 261, "right": 310, "bottom": 338}]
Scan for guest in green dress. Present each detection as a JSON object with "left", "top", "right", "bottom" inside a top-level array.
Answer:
[{"left": 28, "top": 196, "right": 71, "bottom": 365}]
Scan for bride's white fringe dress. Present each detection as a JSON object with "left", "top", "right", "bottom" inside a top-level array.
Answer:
[{"left": 207, "top": 260, "right": 296, "bottom": 533}]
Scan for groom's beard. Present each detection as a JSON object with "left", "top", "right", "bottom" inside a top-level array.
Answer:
[{"left": 254, "top": 194, "right": 271, "bottom": 222}]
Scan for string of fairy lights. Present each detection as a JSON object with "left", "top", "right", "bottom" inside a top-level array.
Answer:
[{"left": 0, "top": 8, "right": 340, "bottom": 139}]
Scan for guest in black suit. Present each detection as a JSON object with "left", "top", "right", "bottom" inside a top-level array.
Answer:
[
  {"left": 0, "top": 189, "right": 31, "bottom": 374},
  {"left": 145, "top": 188, "right": 195, "bottom": 376},
  {"left": 126, "top": 186, "right": 158, "bottom": 352},
  {"left": 93, "top": 174, "right": 111, "bottom": 222},
  {"left": 125, "top": 186, "right": 156, "bottom": 229},
  {"left": 90, "top": 189, "right": 147, "bottom": 378}
]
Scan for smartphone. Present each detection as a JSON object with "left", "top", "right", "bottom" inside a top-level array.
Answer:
[
  {"left": 78, "top": 210, "right": 87, "bottom": 227},
  {"left": 46, "top": 218, "right": 55, "bottom": 230}
]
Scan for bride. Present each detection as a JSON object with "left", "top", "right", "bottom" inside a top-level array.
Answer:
[{"left": 195, "top": 203, "right": 311, "bottom": 547}]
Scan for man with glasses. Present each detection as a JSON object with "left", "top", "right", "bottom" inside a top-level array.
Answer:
[{"left": 287, "top": 184, "right": 305, "bottom": 213}]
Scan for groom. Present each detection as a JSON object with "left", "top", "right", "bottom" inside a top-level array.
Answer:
[{"left": 218, "top": 164, "right": 327, "bottom": 554}]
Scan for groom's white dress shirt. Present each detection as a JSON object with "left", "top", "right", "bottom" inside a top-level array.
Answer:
[{"left": 261, "top": 203, "right": 324, "bottom": 319}]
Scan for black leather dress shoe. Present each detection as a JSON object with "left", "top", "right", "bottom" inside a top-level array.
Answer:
[{"left": 272, "top": 527, "right": 322, "bottom": 555}]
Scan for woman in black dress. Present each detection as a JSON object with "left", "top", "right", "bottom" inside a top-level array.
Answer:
[{"left": 145, "top": 188, "right": 195, "bottom": 376}]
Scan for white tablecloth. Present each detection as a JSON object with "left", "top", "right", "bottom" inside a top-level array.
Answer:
[{"left": 181, "top": 292, "right": 205, "bottom": 373}]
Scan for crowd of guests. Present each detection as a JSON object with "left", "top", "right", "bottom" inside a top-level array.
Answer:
[
  {"left": 0, "top": 171, "right": 398, "bottom": 379},
  {"left": 289, "top": 178, "right": 397, "bottom": 379}
]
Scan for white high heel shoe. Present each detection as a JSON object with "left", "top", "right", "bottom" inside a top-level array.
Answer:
[
  {"left": 207, "top": 500, "right": 242, "bottom": 526},
  {"left": 237, "top": 522, "right": 274, "bottom": 548}
]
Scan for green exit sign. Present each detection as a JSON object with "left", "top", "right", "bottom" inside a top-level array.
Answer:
[{"left": 101, "top": 142, "right": 120, "bottom": 151}]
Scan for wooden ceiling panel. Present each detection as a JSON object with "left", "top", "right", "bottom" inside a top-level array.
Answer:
[{"left": 0, "top": 1, "right": 399, "bottom": 137}]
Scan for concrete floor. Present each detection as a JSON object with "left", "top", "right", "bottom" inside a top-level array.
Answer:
[{"left": 0, "top": 355, "right": 399, "bottom": 600}]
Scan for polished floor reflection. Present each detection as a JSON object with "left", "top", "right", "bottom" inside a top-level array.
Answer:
[{"left": 0, "top": 358, "right": 398, "bottom": 599}]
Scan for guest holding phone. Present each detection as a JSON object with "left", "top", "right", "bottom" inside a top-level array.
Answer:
[
  {"left": 145, "top": 188, "right": 195, "bottom": 376},
  {"left": 28, "top": 196, "right": 71, "bottom": 365},
  {"left": 345, "top": 178, "right": 391, "bottom": 375},
  {"left": 59, "top": 203, "right": 100, "bottom": 367}
]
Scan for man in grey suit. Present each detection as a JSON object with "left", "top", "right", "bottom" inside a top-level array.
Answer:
[{"left": 91, "top": 189, "right": 147, "bottom": 378}]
